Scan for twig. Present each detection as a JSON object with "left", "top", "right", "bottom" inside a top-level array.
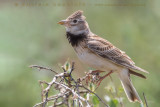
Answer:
[
  {"left": 70, "top": 62, "right": 80, "bottom": 107},
  {"left": 43, "top": 92, "right": 48, "bottom": 107},
  {"left": 31, "top": 62, "right": 110, "bottom": 107},
  {"left": 29, "top": 65, "right": 58, "bottom": 74},
  {"left": 80, "top": 85, "right": 109, "bottom": 107},
  {"left": 53, "top": 101, "right": 63, "bottom": 106},
  {"left": 54, "top": 81, "right": 91, "bottom": 107},
  {"left": 69, "top": 62, "right": 75, "bottom": 75},
  {"left": 39, "top": 81, "right": 45, "bottom": 102},
  {"left": 143, "top": 93, "right": 148, "bottom": 107},
  {"left": 33, "top": 101, "right": 45, "bottom": 107}
]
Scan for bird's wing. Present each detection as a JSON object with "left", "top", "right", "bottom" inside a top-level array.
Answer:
[{"left": 87, "top": 36, "right": 148, "bottom": 73}]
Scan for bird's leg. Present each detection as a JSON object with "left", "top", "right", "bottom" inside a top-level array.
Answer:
[
  {"left": 91, "top": 70, "right": 105, "bottom": 75},
  {"left": 85, "top": 70, "right": 105, "bottom": 85},
  {"left": 96, "top": 70, "right": 113, "bottom": 87}
]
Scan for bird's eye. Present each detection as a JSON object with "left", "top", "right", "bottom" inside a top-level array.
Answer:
[{"left": 73, "top": 20, "right": 77, "bottom": 23}]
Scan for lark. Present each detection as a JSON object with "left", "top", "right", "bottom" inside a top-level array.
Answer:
[{"left": 58, "top": 10, "right": 148, "bottom": 103}]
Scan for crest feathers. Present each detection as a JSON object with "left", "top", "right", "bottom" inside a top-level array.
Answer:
[{"left": 68, "top": 10, "right": 85, "bottom": 19}]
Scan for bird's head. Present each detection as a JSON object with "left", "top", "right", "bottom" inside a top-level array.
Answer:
[{"left": 58, "top": 10, "right": 90, "bottom": 35}]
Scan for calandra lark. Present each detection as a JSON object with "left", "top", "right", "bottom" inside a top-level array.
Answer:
[{"left": 58, "top": 10, "right": 148, "bottom": 103}]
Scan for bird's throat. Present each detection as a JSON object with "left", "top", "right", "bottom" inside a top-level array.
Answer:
[{"left": 66, "top": 32, "right": 87, "bottom": 47}]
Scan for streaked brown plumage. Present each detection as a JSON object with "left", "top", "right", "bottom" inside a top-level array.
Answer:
[
  {"left": 87, "top": 35, "right": 148, "bottom": 73},
  {"left": 58, "top": 10, "right": 148, "bottom": 103}
]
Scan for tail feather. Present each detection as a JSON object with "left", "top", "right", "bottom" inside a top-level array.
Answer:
[
  {"left": 118, "top": 69, "right": 142, "bottom": 103},
  {"left": 129, "top": 70, "right": 146, "bottom": 79},
  {"left": 133, "top": 65, "right": 149, "bottom": 74}
]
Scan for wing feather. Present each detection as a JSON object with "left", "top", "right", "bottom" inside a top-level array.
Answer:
[{"left": 87, "top": 36, "right": 148, "bottom": 73}]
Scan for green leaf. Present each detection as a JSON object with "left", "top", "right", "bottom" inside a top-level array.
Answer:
[
  {"left": 118, "top": 87, "right": 124, "bottom": 94},
  {"left": 92, "top": 95, "right": 100, "bottom": 105},
  {"left": 89, "top": 83, "right": 95, "bottom": 91},
  {"left": 83, "top": 93, "right": 87, "bottom": 99},
  {"left": 109, "top": 99, "right": 118, "bottom": 107},
  {"left": 65, "top": 61, "right": 70, "bottom": 71}
]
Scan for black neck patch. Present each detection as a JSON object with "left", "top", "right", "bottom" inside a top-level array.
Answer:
[{"left": 66, "top": 32, "right": 87, "bottom": 46}]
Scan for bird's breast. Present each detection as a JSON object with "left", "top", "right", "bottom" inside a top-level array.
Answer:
[{"left": 74, "top": 44, "right": 122, "bottom": 72}]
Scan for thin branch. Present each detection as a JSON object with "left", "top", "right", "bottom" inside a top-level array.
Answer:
[
  {"left": 33, "top": 101, "right": 45, "bottom": 107},
  {"left": 31, "top": 62, "right": 110, "bottom": 107},
  {"left": 69, "top": 62, "right": 80, "bottom": 107},
  {"left": 69, "top": 62, "right": 75, "bottom": 75},
  {"left": 79, "top": 85, "right": 109, "bottom": 107},
  {"left": 29, "top": 65, "right": 58, "bottom": 74},
  {"left": 34, "top": 92, "right": 70, "bottom": 107},
  {"left": 39, "top": 81, "right": 45, "bottom": 102},
  {"left": 54, "top": 81, "right": 91, "bottom": 107},
  {"left": 143, "top": 93, "right": 148, "bottom": 107},
  {"left": 53, "top": 101, "right": 63, "bottom": 106}
]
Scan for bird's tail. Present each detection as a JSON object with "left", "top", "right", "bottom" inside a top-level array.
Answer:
[{"left": 118, "top": 69, "right": 142, "bottom": 103}]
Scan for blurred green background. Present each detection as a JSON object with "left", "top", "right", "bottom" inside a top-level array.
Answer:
[{"left": 0, "top": 0, "right": 160, "bottom": 107}]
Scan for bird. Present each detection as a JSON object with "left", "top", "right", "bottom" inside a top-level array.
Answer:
[{"left": 58, "top": 10, "right": 148, "bottom": 103}]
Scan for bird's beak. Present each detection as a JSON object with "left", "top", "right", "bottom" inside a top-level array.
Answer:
[{"left": 58, "top": 20, "right": 67, "bottom": 25}]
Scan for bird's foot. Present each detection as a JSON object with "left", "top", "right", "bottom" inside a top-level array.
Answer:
[
  {"left": 91, "top": 70, "right": 105, "bottom": 75},
  {"left": 84, "top": 70, "right": 104, "bottom": 85},
  {"left": 96, "top": 71, "right": 113, "bottom": 87},
  {"left": 84, "top": 70, "right": 113, "bottom": 90}
]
